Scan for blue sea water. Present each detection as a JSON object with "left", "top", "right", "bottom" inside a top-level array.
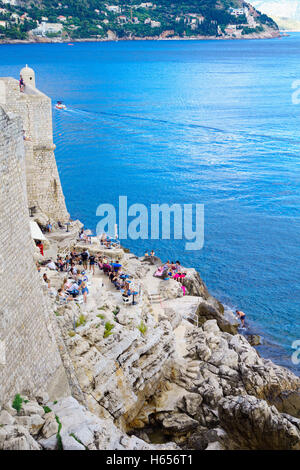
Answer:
[{"left": 1, "top": 35, "right": 300, "bottom": 373}]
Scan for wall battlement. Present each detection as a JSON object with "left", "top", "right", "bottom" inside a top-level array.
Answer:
[{"left": 0, "top": 68, "right": 69, "bottom": 223}]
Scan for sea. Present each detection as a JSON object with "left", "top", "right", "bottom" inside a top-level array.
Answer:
[{"left": 1, "top": 34, "right": 299, "bottom": 374}]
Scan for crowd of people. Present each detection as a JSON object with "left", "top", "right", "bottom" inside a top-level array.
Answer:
[
  {"left": 154, "top": 260, "right": 186, "bottom": 282},
  {"left": 36, "top": 229, "right": 248, "bottom": 326},
  {"left": 38, "top": 245, "right": 139, "bottom": 306}
]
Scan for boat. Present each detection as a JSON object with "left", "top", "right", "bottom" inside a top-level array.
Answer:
[{"left": 55, "top": 101, "right": 67, "bottom": 110}]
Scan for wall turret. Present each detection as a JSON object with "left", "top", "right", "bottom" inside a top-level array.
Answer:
[
  {"left": 0, "top": 71, "right": 69, "bottom": 223},
  {"left": 20, "top": 64, "right": 36, "bottom": 88}
]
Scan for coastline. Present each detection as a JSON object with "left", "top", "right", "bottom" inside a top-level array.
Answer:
[{"left": 0, "top": 30, "right": 281, "bottom": 45}]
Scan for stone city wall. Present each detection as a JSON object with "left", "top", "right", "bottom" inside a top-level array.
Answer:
[{"left": 0, "top": 106, "right": 70, "bottom": 403}]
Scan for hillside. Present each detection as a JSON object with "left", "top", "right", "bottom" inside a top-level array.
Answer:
[
  {"left": 251, "top": 0, "right": 300, "bottom": 31},
  {"left": 0, "top": 0, "right": 280, "bottom": 42}
]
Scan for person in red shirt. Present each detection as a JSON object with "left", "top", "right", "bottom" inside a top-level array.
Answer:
[{"left": 36, "top": 240, "right": 44, "bottom": 256}]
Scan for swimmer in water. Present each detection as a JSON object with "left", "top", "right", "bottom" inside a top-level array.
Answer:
[{"left": 236, "top": 310, "right": 246, "bottom": 328}]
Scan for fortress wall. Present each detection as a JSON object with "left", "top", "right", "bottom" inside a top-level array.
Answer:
[
  {"left": 0, "top": 76, "right": 69, "bottom": 223},
  {"left": 0, "top": 106, "right": 70, "bottom": 403}
]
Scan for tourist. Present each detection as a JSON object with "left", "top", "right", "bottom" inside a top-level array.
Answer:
[
  {"left": 47, "top": 260, "right": 57, "bottom": 270},
  {"left": 81, "top": 249, "right": 89, "bottom": 270},
  {"left": 57, "top": 288, "right": 72, "bottom": 302},
  {"left": 19, "top": 75, "right": 24, "bottom": 92},
  {"left": 56, "top": 256, "right": 64, "bottom": 272},
  {"left": 112, "top": 261, "right": 122, "bottom": 272},
  {"left": 43, "top": 273, "right": 50, "bottom": 288},
  {"left": 89, "top": 254, "right": 96, "bottom": 275},
  {"left": 46, "top": 221, "right": 52, "bottom": 232},
  {"left": 81, "top": 281, "right": 89, "bottom": 303},
  {"left": 36, "top": 240, "right": 44, "bottom": 256},
  {"left": 23, "top": 130, "right": 31, "bottom": 141},
  {"left": 236, "top": 310, "right": 246, "bottom": 328},
  {"left": 66, "top": 281, "right": 80, "bottom": 298}
]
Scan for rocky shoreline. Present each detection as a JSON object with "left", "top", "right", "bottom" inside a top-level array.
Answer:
[
  {"left": 1, "top": 225, "right": 299, "bottom": 450},
  {"left": 0, "top": 29, "right": 281, "bottom": 45}
]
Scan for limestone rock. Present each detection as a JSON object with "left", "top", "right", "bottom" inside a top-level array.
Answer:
[
  {"left": 218, "top": 395, "right": 300, "bottom": 450},
  {"left": 157, "top": 412, "right": 199, "bottom": 435},
  {"left": 0, "top": 410, "right": 15, "bottom": 426},
  {"left": 197, "top": 299, "right": 238, "bottom": 335},
  {"left": 0, "top": 425, "right": 41, "bottom": 450},
  {"left": 29, "top": 414, "right": 45, "bottom": 435},
  {"left": 41, "top": 415, "right": 59, "bottom": 439},
  {"left": 61, "top": 433, "right": 86, "bottom": 450}
]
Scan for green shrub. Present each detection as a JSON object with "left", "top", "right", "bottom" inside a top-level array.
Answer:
[
  {"left": 113, "top": 306, "right": 120, "bottom": 316},
  {"left": 55, "top": 415, "right": 63, "bottom": 450},
  {"left": 70, "top": 433, "right": 87, "bottom": 449},
  {"left": 103, "top": 321, "right": 114, "bottom": 338},
  {"left": 75, "top": 313, "right": 86, "bottom": 328},
  {"left": 43, "top": 406, "right": 52, "bottom": 414},
  {"left": 68, "top": 330, "right": 76, "bottom": 337},
  {"left": 12, "top": 394, "right": 23, "bottom": 413},
  {"left": 96, "top": 314, "right": 105, "bottom": 320},
  {"left": 138, "top": 321, "right": 147, "bottom": 336}
]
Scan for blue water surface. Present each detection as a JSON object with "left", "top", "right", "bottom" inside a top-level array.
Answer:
[{"left": 1, "top": 35, "right": 299, "bottom": 373}]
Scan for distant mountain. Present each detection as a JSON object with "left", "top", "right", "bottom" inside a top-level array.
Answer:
[
  {"left": 0, "top": 0, "right": 280, "bottom": 42},
  {"left": 251, "top": 0, "right": 300, "bottom": 30}
]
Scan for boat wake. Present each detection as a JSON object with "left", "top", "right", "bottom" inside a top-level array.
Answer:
[{"left": 54, "top": 105, "right": 300, "bottom": 146}]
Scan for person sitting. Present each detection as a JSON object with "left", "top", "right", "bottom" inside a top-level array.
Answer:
[
  {"left": 36, "top": 240, "right": 44, "bottom": 256},
  {"left": 97, "top": 256, "right": 103, "bottom": 269},
  {"left": 47, "top": 260, "right": 57, "bottom": 270},
  {"left": 66, "top": 282, "right": 80, "bottom": 298},
  {"left": 57, "top": 288, "right": 72, "bottom": 302},
  {"left": 112, "top": 261, "right": 122, "bottom": 272},
  {"left": 43, "top": 273, "right": 51, "bottom": 288},
  {"left": 56, "top": 257, "right": 64, "bottom": 272},
  {"left": 23, "top": 130, "right": 31, "bottom": 141},
  {"left": 112, "top": 274, "right": 121, "bottom": 289},
  {"left": 154, "top": 266, "right": 164, "bottom": 277}
]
